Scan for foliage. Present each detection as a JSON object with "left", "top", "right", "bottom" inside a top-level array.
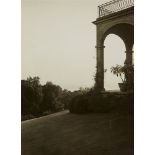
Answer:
[
  {"left": 41, "top": 82, "right": 63, "bottom": 112},
  {"left": 21, "top": 76, "right": 43, "bottom": 115},
  {"left": 59, "top": 89, "right": 73, "bottom": 109},
  {"left": 22, "top": 77, "right": 95, "bottom": 120},
  {"left": 111, "top": 65, "right": 126, "bottom": 83},
  {"left": 21, "top": 75, "right": 133, "bottom": 121},
  {"left": 21, "top": 77, "right": 65, "bottom": 120},
  {"left": 69, "top": 92, "right": 134, "bottom": 114},
  {"left": 110, "top": 64, "right": 134, "bottom": 83}
]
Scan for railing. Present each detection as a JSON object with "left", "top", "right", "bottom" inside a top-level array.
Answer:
[{"left": 98, "top": 0, "right": 134, "bottom": 17}]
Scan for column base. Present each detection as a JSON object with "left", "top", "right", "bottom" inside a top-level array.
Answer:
[
  {"left": 94, "top": 87, "right": 105, "bottom": 93},
  {"left": 102, "top": 88, "right": 105, "bottom": 91},
  {"left": 100, "top": 88, "right": 105, "bottom": 93},
  {"left": 99, "top": 88, "right": 106, "bottom": 93}
]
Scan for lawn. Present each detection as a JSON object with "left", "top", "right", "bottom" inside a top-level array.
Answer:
[{"left": 22, "top": 110, "right": 133, "bottom": 155}]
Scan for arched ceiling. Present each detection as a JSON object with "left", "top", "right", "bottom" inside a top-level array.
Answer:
[{"left": 103, "top": 23, "right": 134, "bottom": 50}]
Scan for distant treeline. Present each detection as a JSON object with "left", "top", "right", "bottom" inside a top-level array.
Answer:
[{"left": 21, "top": 76, "right": 91, "bottom": 121}]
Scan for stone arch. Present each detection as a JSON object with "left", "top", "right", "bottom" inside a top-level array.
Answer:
[
  {"left": 95, "top": 22, "right": 134, "bottom": 91},
  {"left": 97, "top": 19, "right": 133, "bottom": 41},
  {"left": 104, "top": 33, "right": 126, "bottom": 90},
  {"left": 93, "top": 6, "right": 134, "bottom": 91},
  {"left": 102, "top": 23, "right": 134, "bottom": 66},
  {"left": 99, "top": 23, "right": 134, "bottom": 51}
]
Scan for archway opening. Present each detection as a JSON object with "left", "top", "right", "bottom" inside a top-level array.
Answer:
[{"left": 104, "top": 34, "right": 126, "bottom": 91}]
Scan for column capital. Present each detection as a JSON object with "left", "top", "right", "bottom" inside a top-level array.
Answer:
[
  {"left": 95, "top": 45, "right": 105, "bottom": 49},
  {"left": 125, "top": 50, "right": 133, "bottom": 53}
]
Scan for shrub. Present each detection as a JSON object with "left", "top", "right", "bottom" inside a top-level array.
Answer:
[{"left": 69, "top": 92, "right": 133, "bottom": 114}]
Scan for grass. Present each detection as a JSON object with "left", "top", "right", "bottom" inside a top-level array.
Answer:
[{"left": 22, "top": 110, "right": 133, "bottom": 155}]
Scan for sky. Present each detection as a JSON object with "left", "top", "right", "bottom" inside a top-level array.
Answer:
[{"left": 22, "top": 0, "right": 125, "bottom": 91}]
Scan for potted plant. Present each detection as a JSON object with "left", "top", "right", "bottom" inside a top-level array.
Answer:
[{"left": 110, "top": 64, "right": 134, "bottom": 92}]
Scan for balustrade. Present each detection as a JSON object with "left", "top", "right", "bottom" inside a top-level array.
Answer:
[{"left": 98, "top": 0, "right": 134, "bottom": 17}]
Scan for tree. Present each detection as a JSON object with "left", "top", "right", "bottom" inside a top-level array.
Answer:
[
  {"left": 21, "top": 76, "right": 43, "bottom": 115},
  {"left": 41, "top": 82, "right": 63, "bottom": 112}
]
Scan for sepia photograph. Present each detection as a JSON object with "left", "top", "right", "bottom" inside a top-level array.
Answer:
[
  {"left": 21, "top": 0, "right": 134, "bottom": 155},
  {"left": 2, "top": 0, "right": 155, "bottom": 155}
]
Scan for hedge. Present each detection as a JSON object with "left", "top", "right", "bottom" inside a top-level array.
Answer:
[{"left": 69, "top": 93, "right": 133, "bottom": 114}]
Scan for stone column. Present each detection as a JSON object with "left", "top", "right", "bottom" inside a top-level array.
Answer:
[
  {"left": 124, "top": 50, "right": 133, "bottom": 65},
  {"left": 124, "top": 50, "right": 134, "bottom": 91},
  {"left": 95, "top": 45, "right": 105, "bottom": 91}
]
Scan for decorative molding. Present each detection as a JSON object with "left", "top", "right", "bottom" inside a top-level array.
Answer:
[
  {"left": 95, "top": 45, "right": 105, "bottom": 49},
  {"left": 125, "top": 50, "right": 133, "bottom": 53}
]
